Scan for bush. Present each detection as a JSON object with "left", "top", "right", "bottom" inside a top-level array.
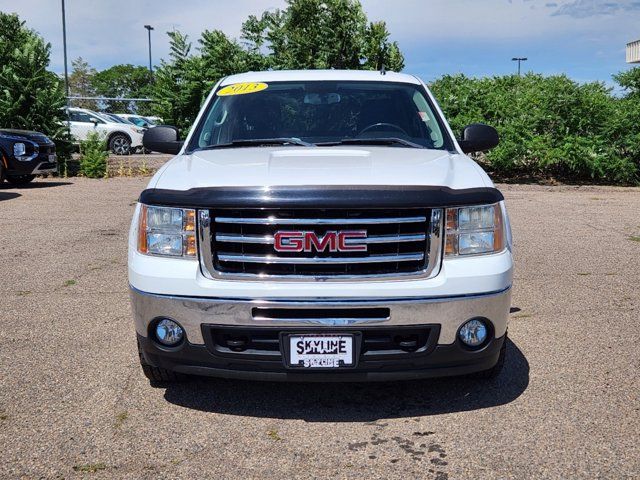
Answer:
[
  {"left": 78, "top": 132, "right": 108, "bottom": 178},
  {"left": 430, "top": 72, "right": 640, "bottom": 184}
]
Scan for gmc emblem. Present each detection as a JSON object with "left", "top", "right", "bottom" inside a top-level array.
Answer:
[{"left": 274, "top": 230, "right": 368, "bottom": 253}]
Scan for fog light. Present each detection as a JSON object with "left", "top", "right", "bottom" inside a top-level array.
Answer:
[
  {"left": 459, "top": 319, "right": 488, "bottom": 347},
  {"left": 154, "top": 318, "right": 184, "bottom": 346}
]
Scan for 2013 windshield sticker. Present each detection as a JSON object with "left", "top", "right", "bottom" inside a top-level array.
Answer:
[{"left": 217, "top": 82, "right": 268, "bottom": 96}]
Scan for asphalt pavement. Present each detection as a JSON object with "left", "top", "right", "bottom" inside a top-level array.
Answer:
[{"left": 0, "top": 178, "right": 638, "bottom": 479}]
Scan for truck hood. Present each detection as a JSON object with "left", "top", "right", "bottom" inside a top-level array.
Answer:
[{"left": 151, "top": 146, "right": 490, "bottom": 191}]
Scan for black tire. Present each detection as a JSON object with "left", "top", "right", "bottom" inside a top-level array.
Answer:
[
  {"left": 137, "top": 338, "right": 182, "bottom": 384},
  {"left": 0, "top": 161, "right": 5, "bottom": 183},
  {"left": 109, "top": 133, "right": 131, "bottom": 155},
  {"left": 471, "top": 335, "right": 507, "bottom": 379},
  {"left": 6, "top": 174, "right": 35, "bottom": 186}
]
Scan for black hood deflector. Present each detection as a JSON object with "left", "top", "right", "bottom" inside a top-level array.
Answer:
[{"left": 139, "top": 185, "right": 504, "bottom": 209}]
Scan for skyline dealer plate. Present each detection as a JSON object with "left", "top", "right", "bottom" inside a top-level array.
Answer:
[{"left": 288, "top": 334, "right": 354, "bottom": 369}]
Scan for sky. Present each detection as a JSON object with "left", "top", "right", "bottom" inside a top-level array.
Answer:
[{"left": 1, "top": 0, "right": 639, "bottom": 86}]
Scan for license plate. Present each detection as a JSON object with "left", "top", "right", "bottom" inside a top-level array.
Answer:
[
  {"left": 288, "top": 335, "right": 354, "bottom": 368},
  {"left": 49, "top": 154, "right": 57, "bottom": 162}
]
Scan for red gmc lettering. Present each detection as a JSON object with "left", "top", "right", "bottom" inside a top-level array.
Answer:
[
  {"left": 304, "top": 231, "right": 337, "bottom": 252},
  {"left": 338, "top": 230, "right": 368, "bottom": 252},
  {"left": 274, "top": 230, "right": 368, "bottom": 253},
  {"left": 274, "top": 231, "right": 304, "bottom": 252}
]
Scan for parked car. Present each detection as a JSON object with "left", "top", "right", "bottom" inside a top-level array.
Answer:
[
  {"left": 130, "top": 70, "right": 513, "bottom": 384},
  {"left": 101, "top": 113, "right": 137, "bottom": 126},
  {"left": 116, "top": 114, "right": 154, "bottom": 129},
  {"left": 0, "top": 129, "right": 57, "bottom": 186},
  {"left": 65, "top": 107, "right": 145, "bottom": 155},
  {"left": 144, "top": 116, "right": 163, "bottom": 125}
]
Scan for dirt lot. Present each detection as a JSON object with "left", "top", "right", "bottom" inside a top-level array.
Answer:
[{"left": 0, "top": 178, "right": 639, "bottom": 479}]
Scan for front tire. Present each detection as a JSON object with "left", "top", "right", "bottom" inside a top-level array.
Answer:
[
  {"left": 6, "top": 174, "right": 35, "bottom": 186},
  {"left": 109, "top": 133, "right": 131, "bottom": 155},
  {"left": 137, "top": 338, "right": 182, "bottom": 384}
]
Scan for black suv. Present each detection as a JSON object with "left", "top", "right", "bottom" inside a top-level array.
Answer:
[{"left": 0, "top": 129, "right": 57, "bottom": 186}]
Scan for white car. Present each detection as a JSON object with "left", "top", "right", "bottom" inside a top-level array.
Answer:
[
  {"left": 65, "top": 107, "right": 145, "bottom": 155},
  {"left": 129, "top": 70, "right": 513, "bottom": 384}
]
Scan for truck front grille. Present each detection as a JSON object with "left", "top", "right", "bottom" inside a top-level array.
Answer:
[{"left": 199, "top": 208, "right": 443, "bottom": 280}]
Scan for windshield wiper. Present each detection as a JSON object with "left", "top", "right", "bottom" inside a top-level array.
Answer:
[
  {"left": 316, "top": 138, "right": 425, "bottom": 149},
  {"left": 197, "top": 138, "right": 314, "bottom": 150}
]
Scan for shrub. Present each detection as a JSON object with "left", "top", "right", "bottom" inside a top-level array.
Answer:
[
  {"left": 78, "top": 131, "right": 108, "bottom": 178},
  {"left": 430, "top": 71, "right": 640, "bottom": 184}
]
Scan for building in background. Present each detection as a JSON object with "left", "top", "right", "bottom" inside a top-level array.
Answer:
[{"left": 627, "top": 39, "right": 640, "bottom": 63}]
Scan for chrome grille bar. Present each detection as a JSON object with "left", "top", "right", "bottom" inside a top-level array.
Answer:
[
  {"left": 215, "top": 233, "right": 427, "bottom": 245},
  {"left": 215, "top": 216, "right": 427, "bottom": 225},
  {"left": 198, "top": 208, "right": 444, "bottom": 281},
  {"left": 217, "top": 252, "right": 425, "bottom": 264}
]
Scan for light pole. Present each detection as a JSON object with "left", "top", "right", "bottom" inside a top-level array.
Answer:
[
  {"left": 512, "top": 57, "right": 528, "bottom": 76},
  {"left": 61, "top": 0, "right": 70, "bottom": 119},
  {"left": 144, "top": 25, "right": 154, "bottom": 75}
]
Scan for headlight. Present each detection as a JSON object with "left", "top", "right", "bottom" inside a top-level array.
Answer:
[
  {"left": 13, "top": 142, "right": 26, "bottom": 157},
  {"left": 445, "top": 203, "right": 504, "bottom": 256},
  {"left": 134, "top": 128, "right": 145, "bottom": 134},
  {"left": 137, "top": 205, "right": 197, "bottom": 258}
]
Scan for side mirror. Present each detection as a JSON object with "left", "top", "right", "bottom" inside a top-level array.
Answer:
[
  {"left": 143, "top": 125, "right": 184, "bottom": 155},
  {"left": 458, "top": 123, "right": 499, "bottom": 153},
  {"left": 90, "top": 118, "right": 100, "bottom": 126}
]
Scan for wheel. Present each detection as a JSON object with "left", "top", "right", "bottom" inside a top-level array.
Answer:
[
  {"left": 109, "top": 133, "right": 131, "bottom": 155},
  {"left": 471, "top": 334, "right": 507, "bottom": 379},
  {"left": 137, "top": 338, "right": 182, "bottom": 384},
  {"left": 6, "top": 174, "right": 35, "bottom": 186},
  {"left": 0, "top": 161, "right": 5, "bottom": 183}
]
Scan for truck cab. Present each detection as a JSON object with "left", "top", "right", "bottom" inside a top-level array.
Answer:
[{"left": 129, "top": 70, "right": 513, "bottom": 383}]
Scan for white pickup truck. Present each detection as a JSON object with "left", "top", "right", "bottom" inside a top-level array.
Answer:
[{"left": 129, "top": 70, "right": 513, "bottom": 383}]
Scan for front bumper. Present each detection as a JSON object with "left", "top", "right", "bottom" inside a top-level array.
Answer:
[
  {"left": 5, "top": 154, "right": 57, "bottom": 175},
  {"left": 131, "top": 286, "right": 511, "bottom": 381},
  {"left": 138, "top": 332, "right": 505, "bottom": 382}
]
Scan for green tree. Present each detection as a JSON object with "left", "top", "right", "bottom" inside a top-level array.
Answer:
[
  {"left": 151, "top": 31, "right": 207, "bottom": 134},
  {"left": 0, "top": 12, "right": 70, "bottom": 165},
  {"left": 151, "top": 0, "right": 405, "bottom": 132},
  {"left": 92, "top": 64, "right": 153, "bottom": 114},
  {"left": 200, "top": 29, "right": 267, "bottom": 89},
  {"left": 241, "top": 0, "right": 404, "bottom": 70},
  {"left": 68, "top": 57, "right": 97, "bottom": 110},
  {"left": 613, "top": 67, "right": 640, "bottom": 98},
  {"left": 362, "top": 21, "right": 404, "bottom": 71}
]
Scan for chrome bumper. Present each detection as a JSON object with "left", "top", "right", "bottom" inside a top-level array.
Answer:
[{"left": 130, "top": 286, "right": 511, "bottom": 345}]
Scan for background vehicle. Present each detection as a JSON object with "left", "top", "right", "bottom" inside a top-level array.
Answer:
[
  {"left": 101, "top": 113, "right": 138, "bottom": 126},
  {"left": 117, "top": 113, "right": 155, "bottom": 129},
  {"left": 144, "top": 116, "right": 163, "bottom": 125},
  {"left": 0, "top": 129, "right": 57, "bottom": 186},
  {"left": 65, "top": 107, "right": 145, "bottom": 155},
  {"left": 130, "top": 70, "right": 513, "bottom": 384}
]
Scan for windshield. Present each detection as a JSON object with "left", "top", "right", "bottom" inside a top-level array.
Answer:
[
  {"left": 106, "top": 114, "right": 132, "bottom": 124},
  {"left": 187, "top": 81, "right": 451, "bottom": 152}
]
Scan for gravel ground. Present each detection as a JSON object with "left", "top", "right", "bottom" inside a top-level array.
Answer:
[
  {"left": 105, "top": 153, "right": 171, "bottom": 175},
  {"left": 0, "top": 178, "right": 639, "bottom": 479}
]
